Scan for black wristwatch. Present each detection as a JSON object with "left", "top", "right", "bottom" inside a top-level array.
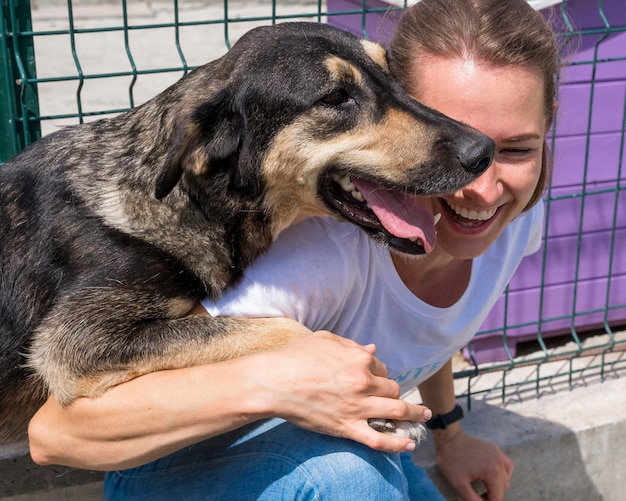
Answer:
[{"left": 426, "top": 403, "right": 464, "bottom": 430}]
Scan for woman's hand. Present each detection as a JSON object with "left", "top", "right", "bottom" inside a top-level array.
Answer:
[
  {"left": 432, "top": 426, "right": 514, "bottom": 501},
  {"left": 257, "top": 330, "right": 431, "bottom": 453},
  {"left": 417, "top": 359, "right": 513, "bottom": 500}
]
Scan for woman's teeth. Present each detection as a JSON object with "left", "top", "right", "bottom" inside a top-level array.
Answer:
[{"left": 445, "top": 200, "right": 497, "bottom": 222}]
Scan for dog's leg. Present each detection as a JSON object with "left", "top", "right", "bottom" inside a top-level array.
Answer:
[
  {"left": 28, "top": 288, "right": 311, "bottom": 406},
  {"left": 29, "top": 288, "right": 424, "bottom": 442}
]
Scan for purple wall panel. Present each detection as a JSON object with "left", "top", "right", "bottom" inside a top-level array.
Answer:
[
  {"left": 562, "top": 32, "right": 626, "bottom": 84},
  {"left": 326, "top": 0, "right": 400, "bottom": 44},
  {"left": 469, "top": 273, "right": 626, "bottom": 363},
  {"left": 557, "top": 0, "right": 626, "bottom": 84},
  {"left": 550, "top": 133, "right": 626, "bottom": 190},
  {"left": 555, "top": 0, "right": 626, "bottom": 31},
  {"left": 555, "top": 80, "right": 626, "bottom": 137},
  {"left": 540, "top": 190, "right": 626, "bottom": 238},
  {"left": 506, "top": 226, "right": 626, "bottom": 291}
]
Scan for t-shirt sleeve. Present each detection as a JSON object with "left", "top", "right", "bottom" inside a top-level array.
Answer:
[{"left": 201, "top": 218, "right": 355, "bottom": 330}]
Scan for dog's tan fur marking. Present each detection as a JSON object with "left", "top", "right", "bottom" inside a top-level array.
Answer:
[
  {"left": 167, "top": 297, "right": 197, "bottom": 317},
  {"left": 69, "top": 317, "right": 311, "bottom": 401},
  {"left": 184, "top": 122, "right": 211, "bottom": 176},
  {"left": 361, "top": 39, "right": 389, "bottom": 71},
  {"left": 95, "top": 184, "right": 135, "bottom": 234},
  {"left": 92, "top": 180, "right": 233, "bottom": 293},
  {"left": 324, "top": 56, "right": 364, "bottom": 85},
  {"left": 260, "top": 107, "right": 438, "bottom": 237},
  {"left": 374, "top": 108, "right": 438, "bottom": 171}
]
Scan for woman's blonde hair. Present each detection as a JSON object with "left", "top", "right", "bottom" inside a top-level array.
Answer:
[{"left": 389, "top": 0, "right": 561, "bottom": 210}]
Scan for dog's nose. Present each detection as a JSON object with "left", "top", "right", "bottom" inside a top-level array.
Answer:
[{"left": 458, "top": 136, "right": 495, "bottom": 175}]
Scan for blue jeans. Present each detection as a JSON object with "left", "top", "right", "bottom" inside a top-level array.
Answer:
[{"left": 104, "top": 419, "right": 444, "bottom": 500}]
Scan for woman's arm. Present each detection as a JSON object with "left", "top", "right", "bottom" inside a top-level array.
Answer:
[
  {"left": 418, "top": 360, "right": 514, "bottom": 501},
  {"left": 29, "top": 331, "right": 430, "bottom": 470}
]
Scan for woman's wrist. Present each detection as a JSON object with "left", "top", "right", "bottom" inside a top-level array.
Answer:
[
  {"left": 431, "top": 420, "right": 464, "bottom": 451},
  {"left": 233, "top": 351, "right": 287, "bottom": 422}
]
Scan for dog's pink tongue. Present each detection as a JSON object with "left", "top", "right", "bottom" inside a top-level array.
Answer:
[{"left": 352, "top": 178, "right": 436, "bottom": 253}]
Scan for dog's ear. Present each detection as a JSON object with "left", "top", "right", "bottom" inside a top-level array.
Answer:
[{"left": 155, "top": 88, "right": 242, "bottom": 199}]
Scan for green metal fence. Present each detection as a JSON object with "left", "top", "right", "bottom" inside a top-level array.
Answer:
[{"left": 1, "top": 0, "right": 625, "bottom": 403}]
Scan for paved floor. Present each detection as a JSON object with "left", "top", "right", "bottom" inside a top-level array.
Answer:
[{"left": 30, "top": 0, "right": 324, "bottom": 136}]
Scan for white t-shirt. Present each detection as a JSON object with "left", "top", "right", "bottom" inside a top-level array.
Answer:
[{"left": 203, "top": 202, "right": 544, "bottom": 394}]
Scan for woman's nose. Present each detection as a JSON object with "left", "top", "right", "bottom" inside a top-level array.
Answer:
[{"left": 459, "top": 163, "right": 503, "bottom": 205}]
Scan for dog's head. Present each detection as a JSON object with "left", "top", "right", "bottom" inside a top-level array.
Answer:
[{"left": 155, "top": 22, "right": 494, "bottom": 256}]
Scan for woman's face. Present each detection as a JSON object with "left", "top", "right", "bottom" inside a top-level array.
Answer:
[{"left": 408, "top": 56, "right": 548, "bottom": 260}]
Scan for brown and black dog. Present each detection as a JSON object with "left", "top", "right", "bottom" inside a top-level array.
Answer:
[{"left": 0, "top": 22, "right": 494, "bottom": 443}]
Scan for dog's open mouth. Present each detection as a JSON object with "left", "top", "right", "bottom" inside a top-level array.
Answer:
[{"left": 320, "top": 174, "right": 438, "bottom": 255}]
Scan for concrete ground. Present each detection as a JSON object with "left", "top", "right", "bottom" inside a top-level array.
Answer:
[
  {"left": 2, "top": 1, "right": 625, "bottom": 499},
  {"left": 410, "top": 337, "right": 626, "bottom": 500}
]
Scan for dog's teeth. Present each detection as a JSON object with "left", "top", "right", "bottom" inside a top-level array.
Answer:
[
  {"left": 334, "top": 174, "right": 356, "bottom": 193},
  {"left": 434, "top": 213, "right": 442, "bottom": 225},
  {"left": 340, "top": 177, "right": 356, "bottom": 193},
  {"left": 408, "top": 237, "right": 418, "bottom": 242},
  {"left": 334, "top": 174, "right": 364, "bottom": 202},
  {"left": 351, "top": 190, "right": 364, "bottom": 202}
]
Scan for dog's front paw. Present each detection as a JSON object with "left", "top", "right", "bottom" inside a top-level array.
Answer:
[{"left": 367, "top": 418, "right": 426, "bottom": 442}]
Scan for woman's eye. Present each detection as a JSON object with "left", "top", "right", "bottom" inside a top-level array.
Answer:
[{"left": 501, "top": 148, "right": 532, "bottom": 155}]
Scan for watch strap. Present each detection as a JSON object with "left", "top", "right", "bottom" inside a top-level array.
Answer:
[{"left": 426, "top": 403, "right": 464, "bottom": 430}]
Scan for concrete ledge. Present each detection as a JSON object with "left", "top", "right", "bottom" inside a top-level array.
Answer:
[
  {"left": 0, "top": 443, "right": 103, "bottom": 500},
  {"left": 411, "top": 355, "right": 626, "bottom": 500}
]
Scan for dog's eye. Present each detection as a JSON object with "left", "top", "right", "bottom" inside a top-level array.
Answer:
[{"left": 319, "top": 89, "right": 357, "bottom": 108}]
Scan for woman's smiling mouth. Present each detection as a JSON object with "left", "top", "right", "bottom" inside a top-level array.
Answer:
[{"left": 441, "top": 199, "right": 499, "bottom": 228}]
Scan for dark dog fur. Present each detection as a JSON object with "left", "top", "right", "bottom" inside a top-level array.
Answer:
[{"left": 0, "top": 22, "right": 494, "bottom": 443}]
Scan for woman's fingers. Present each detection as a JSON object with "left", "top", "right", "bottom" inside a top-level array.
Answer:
[{"left": 271, "top": 330, "right": 432, "bottom": 453}]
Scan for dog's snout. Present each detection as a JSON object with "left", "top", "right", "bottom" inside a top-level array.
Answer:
[{"left": 458, "top": 136, "right": 495, "bottom": 175}]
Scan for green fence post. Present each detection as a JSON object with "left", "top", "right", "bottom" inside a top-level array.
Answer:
[{"left": 0, "top": 0, "right": 41, "bottom": 163}]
